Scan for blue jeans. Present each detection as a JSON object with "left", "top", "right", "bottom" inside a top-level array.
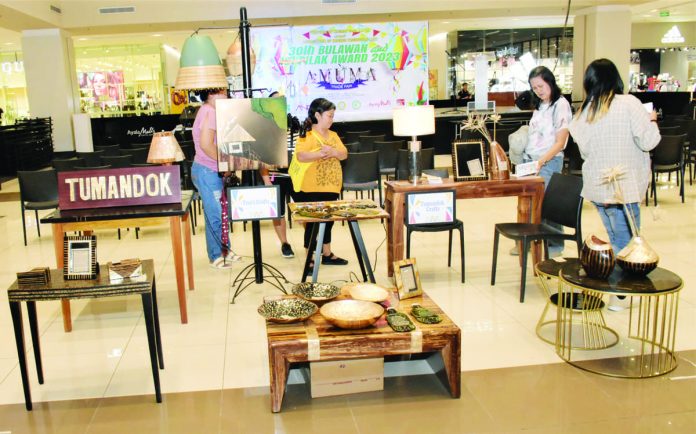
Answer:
[
  {"left": 191, "top": 162, "right": 228, "bottom": 261},
  {"left": 525, "top": 155, "right": 564, "bottom": 254},
  {"left": 593, "top": 202, "right": 640, "bottom": 253}
]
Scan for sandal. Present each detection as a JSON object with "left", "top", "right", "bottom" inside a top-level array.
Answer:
[
  {"left": 225, "top": 251, "right": 242, "bottom": 262},
  {"left": 210, "top": 257, "right": 234, "bottom": 269},
  {"left": 410, "top": 304, "right": 442, "bottom": 324},
  {"left": 321, "top": 254, "right": 348, "bottom": 265}
]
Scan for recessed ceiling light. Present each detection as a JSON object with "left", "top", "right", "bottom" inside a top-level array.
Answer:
[
  {"left": 152, "top": 34, "right": 162, "bottom": 37},
  {"left": 4, "top": 42, "right": 14, "bottom": 45},
  {"left": 442, "top": 21, "right": 451, "bottom": 24}
]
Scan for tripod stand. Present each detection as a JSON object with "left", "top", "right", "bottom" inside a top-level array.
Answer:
[{"left": 230, "top": 173, "right": 290, "bottom": 303}]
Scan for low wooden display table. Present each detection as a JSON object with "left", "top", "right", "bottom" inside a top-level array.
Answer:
[
  {"left": 384, "top": 178, "right": 545, "bottom": 276},
  {"left": 7, "top": 259, "right": 163, "bottom": 410},
  {"left": 41, "top": 191, "right": 195, "bottom": 330},
  {"left": 264, "top": 291, "right": 461, "bottom": 412},
  {"left": 289, "top": 200, "right": 389, "bottom": 283},
  {"left": 557, "top": 261, "right": 682, "bottom": 378}
]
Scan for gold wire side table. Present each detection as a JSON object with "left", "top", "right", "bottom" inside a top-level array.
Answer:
[
  {"left": 558, "top": 261, "right": 682, "bottom": 378},
  {"left": 535, "top": 258, "right": 618, "bottom": 349}
]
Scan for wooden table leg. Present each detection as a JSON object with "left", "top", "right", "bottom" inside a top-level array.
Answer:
[
  {"left": 52, "top": 224, "right": 73, "bottom": 332},
  {"left": 141, "top": 292, "right": 162, "bottom": 403},
  {"left": 440, "top": 335, "right": 461, "bottom": 398},
  {"left": 386, "top": 192, "right": 404, "bottom": 277},
  {"left": 169, "top": 216, "right": 188, "bottom": 324},
  {"left": 9, "top": 301, "right": 32, "bottom": 410},
  {"left": 269, "top": 345, "right": 290, "bottom": 413},
  {"left": 182, "top": 212, "right": 195, "bottom": 291},
  {"left": 517, "top": 194, "right": 542, "bottom": 267}
]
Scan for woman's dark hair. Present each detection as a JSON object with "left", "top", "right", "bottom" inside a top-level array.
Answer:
[
  {"left": 299, "top": 97, "right": 336, "bottom": 138},
  {"left": 528, "top": 66, "right": 562, "bottom": 109},
  {"left": 579, "top": 58, "right": 624, "bottom": 123},
  {"left": 196, "top": 88, "right": 227, "bottom": 103}
]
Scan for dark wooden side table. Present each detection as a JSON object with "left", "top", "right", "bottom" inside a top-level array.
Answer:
[
  {"left": 558, "top": 261, "right": 683, "bottom": 378},
  {"left": 7, "top": 259, "right": 164, "bottom": 410}
]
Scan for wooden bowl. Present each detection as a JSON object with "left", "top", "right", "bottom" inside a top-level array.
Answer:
[
  {"left": 292, "top": 282, "right": 340, "bottom": 302},
  {"left": 320, "top": 300, "right": 384, "bottom": 329},
  {"left": 343, "top": 282, "right": 390, "bottom": 303},
  {"left": 257, "top": 298, "right": 318, "bottom": 324}
]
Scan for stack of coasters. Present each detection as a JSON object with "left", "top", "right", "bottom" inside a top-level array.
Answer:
[
  {"left": 108, "top": 258, "right": 142, "bottom": 282},
  {"left": 17, "top": 267, "right": 51, "bottom": 287}
]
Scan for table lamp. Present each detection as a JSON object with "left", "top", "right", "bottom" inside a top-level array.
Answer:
[
  {"left": 393, "top": 105, "right": 435, "bottom": 184},
  {"left": 147, "top": 131, "right": 185, "bottom": 165}
]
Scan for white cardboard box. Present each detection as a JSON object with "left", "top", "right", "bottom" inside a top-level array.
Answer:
[{"left": 310, "top": 358, "right": 384, "bottom": 398}]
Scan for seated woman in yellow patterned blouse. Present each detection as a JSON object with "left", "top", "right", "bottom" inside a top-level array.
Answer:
[{"left": 292, "top": 98, "right": 349, "bottom": 267}]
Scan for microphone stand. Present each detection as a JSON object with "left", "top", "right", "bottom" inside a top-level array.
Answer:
[{"left": 442, "top": 51, "right": 468, "bottom": 115}]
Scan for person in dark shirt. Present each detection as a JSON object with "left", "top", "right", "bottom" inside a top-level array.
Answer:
[{"left": 457, "top": 83, "right": 472, "bottom": 101}]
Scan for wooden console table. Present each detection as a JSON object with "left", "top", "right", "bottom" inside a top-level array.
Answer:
[
  {"left": 8, "top": 259, "right": 164, "bottom": 410},
  {"left": 41, "top": 191, "right": 195, "bottom": 330},
  {"left": 264, "top": 291, "right": 460, "bottom": 412},
  {"left": 384, "top": 178, "right": 545, "bottom": 276}
]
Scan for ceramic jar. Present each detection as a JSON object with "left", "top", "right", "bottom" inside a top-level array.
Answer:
[
  {"left": 580, "top": 235, "right": 615, "bottom": 279},
  {"left": 616, "top": 236, "right": 659, "bottom": 276}
]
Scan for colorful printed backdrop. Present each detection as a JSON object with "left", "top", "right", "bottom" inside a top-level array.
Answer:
[{"left": 250, "top": 21, "right": 429, "bottom": 122}]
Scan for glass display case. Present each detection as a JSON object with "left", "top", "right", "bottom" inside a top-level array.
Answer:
[
  {"left": 447, "top": 27, "right": 574, "bottom": 97},
  {"left": 75, "top": 44, "right": 165, "bottom": 117},
  {"left": 0, "top": 51, "right": 28, "bottom": 124}
]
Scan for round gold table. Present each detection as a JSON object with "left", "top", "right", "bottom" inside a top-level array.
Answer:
[
  {"left": 558, "top": 261, "right": 682, "bottom": 378},
  {"left": 535, "top": 258, "right": 618, "bottom": 349}
]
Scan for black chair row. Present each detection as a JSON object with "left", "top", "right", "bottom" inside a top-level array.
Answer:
[
  {"left": 646, "top": 134, "right": 686, "bottom": 206},
  {"left": 53, "top": 148, "right": 153, "bottom": 171}
]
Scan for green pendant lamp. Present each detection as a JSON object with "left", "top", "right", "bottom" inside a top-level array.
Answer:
[{"left": 175, "top": 34, "right": 228, "bottom": 90}]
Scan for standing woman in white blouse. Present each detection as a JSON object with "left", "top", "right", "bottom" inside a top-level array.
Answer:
[
  {"left": 569, "top": 58, "right": 660, "bottom": 253},
  {"left": 518, "top": 66, "right": 572, "bottom": 257}
]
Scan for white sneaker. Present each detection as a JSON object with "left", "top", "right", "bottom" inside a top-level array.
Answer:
[
  {"left": 607, "top": 295, "right": 630, "bottom": 311},
  {"left": 509, "top": 245, "right": 519, "bottom": 256},
  {"left": 210, "top": 257, "right": 234, "bottom": 269}
]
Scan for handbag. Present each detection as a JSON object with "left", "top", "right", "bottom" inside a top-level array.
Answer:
[
  {"left": 288, "top": 151, "right": 312, "bottom": 192},
  {"left": 289, "top": 131, "right": 325, "bottom": 192},
  {"left": 508, "top": 125, "right": 529, "bottom": 165}
]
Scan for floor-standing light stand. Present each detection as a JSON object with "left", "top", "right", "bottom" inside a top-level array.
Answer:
[
  {"left": 393, "top": 105, "right": 436, "bottom": 184},
  {"left": 229, "top": 6, "right": 288, "bottom": 302}
]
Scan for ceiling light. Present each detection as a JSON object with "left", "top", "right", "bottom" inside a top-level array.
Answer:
[
  {"left": 152, "top": 34, "right": 162, "bottom": 37},
  {"left": 78, "top": 37, "right": 88, "bottom": 41}
]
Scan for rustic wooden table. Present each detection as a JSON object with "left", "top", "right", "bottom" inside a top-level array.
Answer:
[
  {"left": 41, "top": 192, "right": 195, "bottom": 330},
  {"left": 264, "top": 290, "right": 461, "bottom": 412}
]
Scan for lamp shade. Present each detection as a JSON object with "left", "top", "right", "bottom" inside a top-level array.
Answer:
[
  {"left": 392, "top": 105, "right": 436, "bottom": 137},
  {"left": 147, "top": 131, "right": 185, "bottom": 164},
  {"left": 226, "top": 39, "right": 256, "bottom": 77},
  {"left": 175, "top": 34, "right": 228, "bottom": 90}
]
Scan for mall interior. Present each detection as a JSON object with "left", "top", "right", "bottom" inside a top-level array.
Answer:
[{"left": 0, "top": 1, "right": 695, "bottom": 433}]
